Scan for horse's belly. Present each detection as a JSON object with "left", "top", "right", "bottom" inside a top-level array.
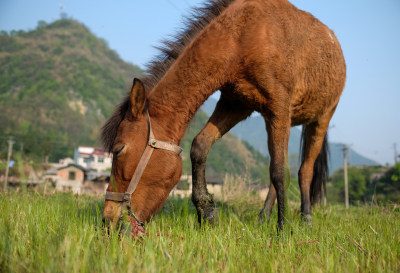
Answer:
[{"left": 290, "top": 89, "right": 339, "bottom": 126}]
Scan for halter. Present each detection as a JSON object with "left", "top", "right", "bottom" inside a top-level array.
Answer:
[{"left": 105, "top": 111, "right": 183, "bottom": 228}]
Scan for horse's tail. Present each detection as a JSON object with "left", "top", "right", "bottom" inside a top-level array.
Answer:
[{"left": 300, "top": 126, "right": 330, "bottom": 205}]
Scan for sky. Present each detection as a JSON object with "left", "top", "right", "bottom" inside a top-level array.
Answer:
[{"left": 0, "top": 0, "right": 399, "bottom": 165}]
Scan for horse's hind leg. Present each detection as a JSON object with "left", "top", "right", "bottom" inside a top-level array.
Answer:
[
  {"left": 298, "top": 110, "right": 334, "bottom": 223},
  {"left": 191, "top": 94, "right": 252, "bottom": 226}
]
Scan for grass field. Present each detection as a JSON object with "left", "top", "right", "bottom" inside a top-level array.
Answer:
[{"left": 0, "top": 192, "right": 399, "bottom": 272}]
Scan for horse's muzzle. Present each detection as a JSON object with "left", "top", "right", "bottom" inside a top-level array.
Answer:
[
  {"left": 119, "top": 215, "right": 146, "bottom": 237},
  {"left": 102, "top": 200, "right": 146, "bottom": 237}
]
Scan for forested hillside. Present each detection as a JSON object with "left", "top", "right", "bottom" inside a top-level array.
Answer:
[
  {"left": 0, "top": 19, "right": 142, "bottom": 160},
  {"left": 0, "top": 19, "right": 269, "bottom": 181}
]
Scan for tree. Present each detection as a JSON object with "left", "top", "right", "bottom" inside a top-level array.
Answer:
[
  {"left": 375, "top": 163, "right": 400, "bottom": 202},
  {"left": 330, "top": 166, "right": 368, "bottom": 203},
  {"left": 37, "top": 20, "right": 48, "bottom": 29}
]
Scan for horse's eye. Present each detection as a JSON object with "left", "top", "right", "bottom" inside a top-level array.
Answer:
[{"left": 113, "top": 144, "right": 126, "bottom": 156}]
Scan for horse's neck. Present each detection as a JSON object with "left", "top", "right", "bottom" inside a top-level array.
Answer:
[
  {"left": 147, "top": 69, "right": 217, "bottom": 143},
  {"left": 147, "top": 22, "right": 237, "bottom": 143}
]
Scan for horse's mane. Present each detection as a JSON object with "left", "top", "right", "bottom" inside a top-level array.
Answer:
[{"left": 102, "top": 0, "right": 234, "bottom": 152}]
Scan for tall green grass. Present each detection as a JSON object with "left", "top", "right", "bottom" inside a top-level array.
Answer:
[{"left": 0, "top": 192, "right": 399, "bottom": 272}]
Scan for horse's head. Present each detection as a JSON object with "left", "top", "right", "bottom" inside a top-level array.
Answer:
[{"left": 102, "top": 79, "right": 183, "bottom": 236}]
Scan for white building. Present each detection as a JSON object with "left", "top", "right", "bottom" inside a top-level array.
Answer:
[{"left": 74, "top": 146, "right": 112, "bottom": 172}]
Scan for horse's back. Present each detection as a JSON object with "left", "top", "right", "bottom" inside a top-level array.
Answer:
[{"left": 227, "top": 0, "right": 346, "bottom": 124}]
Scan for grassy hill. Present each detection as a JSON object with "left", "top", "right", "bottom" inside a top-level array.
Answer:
[{"left": 0, "top": 19, "right": 269, "bottom": 181}]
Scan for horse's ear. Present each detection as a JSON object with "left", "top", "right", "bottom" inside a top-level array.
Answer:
[{"left": 130, "top": 78, "right": 146, "bottom": 117}]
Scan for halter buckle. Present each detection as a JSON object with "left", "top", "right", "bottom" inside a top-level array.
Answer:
[
  {"left": 149, "top": 138, "right": 158, "bottom": 148},
  {"left": 123, "top": 193, "right": 132, "bottom": 204}
]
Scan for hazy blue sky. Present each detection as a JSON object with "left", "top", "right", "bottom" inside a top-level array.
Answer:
[{"left": 1, "top": 0, "right": 399, "bottom": 165}]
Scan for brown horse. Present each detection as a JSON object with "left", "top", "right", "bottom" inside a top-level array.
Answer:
[{"left": 102, "top": 0, "right": 346, "bottom": 234}]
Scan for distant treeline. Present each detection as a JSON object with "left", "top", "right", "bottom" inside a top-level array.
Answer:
[{"left": 328, "top": 164, "right": 400, "bottom": 203}]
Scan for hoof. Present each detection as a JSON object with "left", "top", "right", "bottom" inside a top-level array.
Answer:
[
  {"left": 204, "top": 207, "right": 218, "bottom": 226},
  {"left": 301, "top": 214, "right": 313, "bottom": 228},
  {"left": 197, "top": 205, "right": 217, "bottom": 227},
  {"left": 258, "top": 210, "right": 270, "bottom": 225},
  {"left": 193, "top": 193, "right": 216, "bottom": 227}
]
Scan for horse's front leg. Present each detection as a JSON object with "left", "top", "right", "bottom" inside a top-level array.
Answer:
[
  {"left": 191, "top": 94, "right": 251, "bottom": 226},
  {"left": 264, "top": 114, "right": 291, "bottom": 231}
]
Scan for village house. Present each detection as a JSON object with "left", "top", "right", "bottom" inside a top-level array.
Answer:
[
  {"left": 43, "top": 151, "right": 111, "bottom": 195},
  {"left": 53, "top": 163, "right": 108, "bottom": 195},
  {"left": 74, "top": 146, "right": 112, "bottom": 172},
  {"left": 170, "top": 175, "right": 226, "bottom": 199},
  {"left": 55, "top": 164, "right": 86, "bottom": 194}
]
